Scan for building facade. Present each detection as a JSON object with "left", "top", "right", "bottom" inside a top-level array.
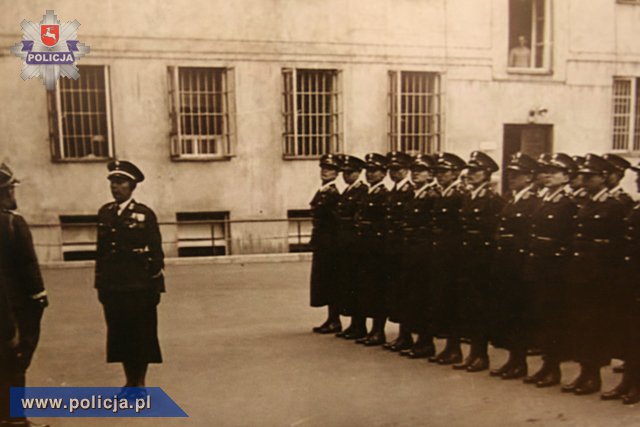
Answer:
[{"left": 1, "top": 0, "right": 639, "bottom": 261}]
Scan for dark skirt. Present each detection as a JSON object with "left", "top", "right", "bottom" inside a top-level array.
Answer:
[
  {"left": 309, "top": 245, "right": 340, "bottom": 308},
  {"left": 523, "top": 254, "right": 570, "bottom": 360},
  {"left": 400, "top": 239, "right": 433, "bottom": 333},
  {"left": 385, "top": 236, "right": 406, "bottom": 324},
  {"left": 429, "top": 238, "right": 462, "bottom": 338},
  {"left": 456, "top": 243, "right": 494, "bottom": 341},
  {"left": 356, "top": 236, "right": 387, "bottom": 319},
  {"left": 565, "top": 252, "right": 619, "bottom": 366},
  {"left": 489, "top": 246, "right": 530, "bottom": 350},
  {"left": 335, "top": 235, "right": 360, "bottom": 316},
  {"left": 100, "top": 290, "right": 162, "bottom": 364}
]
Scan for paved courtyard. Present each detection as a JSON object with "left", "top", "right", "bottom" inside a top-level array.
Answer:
[{"left": 23, "top": 261, "right": 640, "bottom": 426}]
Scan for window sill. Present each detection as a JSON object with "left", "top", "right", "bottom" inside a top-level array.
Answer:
[
  {"left": 170, "top": 155, "right": 234, "bottom": 162},
  {"left": 51, "top": 157, "right": 112, "bottom": 164},
  {"left": 282, "top": 155, "right": 325, "bottom": 161},
  {"left": 506, "top": 68, "right": 553, "bottom": 76}
]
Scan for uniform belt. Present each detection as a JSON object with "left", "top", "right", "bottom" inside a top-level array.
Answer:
[{"left": 535, "top": 236, "right": 554, "bottom": 241}]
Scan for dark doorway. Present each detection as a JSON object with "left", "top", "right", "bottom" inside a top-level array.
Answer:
[{"left": 502, "top": 124, "right": 553, "bottom": 193}]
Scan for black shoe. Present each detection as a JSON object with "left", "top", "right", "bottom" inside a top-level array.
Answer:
[
  {"left": 574, "top": 376, "right": 602, "bottom": 395},
  {"left": 364, "top": 332, "right": 386, "bottom": 346},
  {"left": 524, "top": 363, "right": 551, "bottom": 384},
  {"left": 490, "top": 360, "right": 513, "bottom": 377},
  {"left": 613, "top": 363, "right": 626, "bottom": 374},
  {"left": 343, "top": 328, "right": 368, "bottom": 340},
  {"left": 390, "top": 337, "right": 414, "bottom": 352},
  {"left": 467, "top": 356, "right": 489, "bottom": 373},
  {"left": 335, "top": 326, "right": 353, "bottom": 338},
  {"left": 536, "top": 368, "right": 561, "bottom": 388},
  {"left": 355, "top": 333, "right": 371, "bottom": 344},
  {"left": 623, "top": 384, "right": 640, "bottom": 405},
  {"left": 312, "top": 319, "right": 331, "bottom": 333},
  {"left": 438, "top": 351, "right": 463, "bottom": 365},
  {"left": 429, "top": 348, "right": 449, "bottom": 363},
  {"left": 317, "top": 322, "right": 342, "bottom": 334},
  {"left": 453, "top": 356, "right": 474, "bottom": 370},
  {"left": 407, "top": 345, "right": 436, "bottom": 359},
  {"left": 399, "top": 348, "right": 412, "bottom": 357},
  {"left": 502, "top": 364, "right": 528, "bottom": 380}
]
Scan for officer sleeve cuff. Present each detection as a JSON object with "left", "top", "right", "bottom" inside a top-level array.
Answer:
[{"left": 151, "top": 269, "right": 164, "bottom": 279}]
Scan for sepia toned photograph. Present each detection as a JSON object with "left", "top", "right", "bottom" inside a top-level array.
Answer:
[{"left": 1, "top": 1, "right": 640, "bottom": 426}]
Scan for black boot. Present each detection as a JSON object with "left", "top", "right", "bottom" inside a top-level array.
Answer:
[
  {"left": 501, "top": 351, "right": 528, "bottom": 379},
  {"left": 430, "top": 338, "right": 462, "bottom": 364},
  {"left": 466, "top": 341, "right": 489, "bottom": 373},
  {"left": 574, "top": 365, "right": 602, "bottom": 395},
  {"left": 523, "top": 357, "right": 553, "bottom": 384},
  {"left": 405, "top": 334, "right": 436, "bottom": 359},
  {"left": 343, "top": 316, "right": 368, "bottom": 340},
  {"left": 490, "top": 352, "right": 515, "bottom": 377},
  {"left": 313, "top": 305, "right": 341, "bottom": 333},
  {"left": 388, "top": 324, "right": 414, "bottom": 352},
  {"left": 363, "top": 317, "right": 386, "bottom": 346}
]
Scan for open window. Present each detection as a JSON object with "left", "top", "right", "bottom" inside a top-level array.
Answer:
[{"left": 508, "top": 0, "right": 552, "bottom": 72}]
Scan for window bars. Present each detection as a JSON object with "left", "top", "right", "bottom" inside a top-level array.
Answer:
[
  {"left": 612, "top": 77, "right": 640, "bottom": 152},
  {"left": 388, "top": 71, "right": 442, "bottom": 154},
  {"left": 47, "top": 65, "right": 113, "bottom": 161},
  {"left": 168, "top": 67, "right": 236, "bottom": 159},
  {"left": 282, "top": 68, "right": 342, "bottom": 158}
]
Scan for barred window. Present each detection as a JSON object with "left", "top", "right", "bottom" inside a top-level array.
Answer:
[
  {"left": 282, "top": 69, "right": 342, "bottom": 158},
  {"left": 176, "top": 211, "right": 231, "bottom": 256},
  {"left": 47, "top": 65, "right": 113, "bottom": 161},
  {"left": 508, "top": 0, "right": 552, "bottom": 71},
  {"left": 168, "top": 67, "right": 236, "bottom": 160},
  {"left": 612, "top": 77, "right": 640, "bottom": 151},
  {"left": 388, "top": 71, "right": 442, "bottom": 154}
]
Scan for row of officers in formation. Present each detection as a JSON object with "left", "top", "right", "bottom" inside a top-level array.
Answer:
[{"left": 308, "top": 149, "right": 640, "bottom": 404}]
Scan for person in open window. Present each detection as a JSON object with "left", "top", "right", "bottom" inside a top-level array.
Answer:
[
  {"left": 509, "top": 35, "right": 531, "bottom": 68},
  {"left": 95, "top": 160, "right": 165, "bottom": 397}
]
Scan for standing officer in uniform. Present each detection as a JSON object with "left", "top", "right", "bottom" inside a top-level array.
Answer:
[
  {"left": 603, "top": 153, "right": 634, "bottom": 212},
  {"left": 383, "top": 152, "right": 415, "bottom": 352},
  {"left": 0, "top": 164, "right": 49, "bottom": 427},
  {"left": 533, "top": 153, "right": 552, "bottom": 198},
  {"left": 399, "top": 154, "right": 440, "bottom": 358},
  {"left": 309, "top": 154, "right": 342, "bottom": 334},
  {"left": 355, "top": 154, "right": 389, "bottom": 346},
  {"left": 428, "top": 153, "right": 467, "bottom": 365},
  {"left": 454, "top": 151, "right": 504, "bottom": 373},
  {"left": 568, "top": 156, "right": 589, "bottom": 210},
  {"left": 605, "top": 160, "right": 640, "bottom": 404},
  {"left": 490, "top": 153, "right": 540, "bottom": 380},
  {"left": 335, "top": 155, "right": 369, "bottom": 340},
  {"left": 523, "top": 154, "right": 577, "bottom": 388},
  {"left": 563, "top": 154, "right": 626, "bottom": 396},
  {"left": 96, "top": 160, "right": 165, "bottom": 391}
]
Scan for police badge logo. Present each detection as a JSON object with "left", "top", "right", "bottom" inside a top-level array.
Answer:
[
  {"left": 40, "top": 24, "right": 59, "bottom": 47},
  {"left": 10, "top": 10, "right": 90, "bottom": 90}
]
